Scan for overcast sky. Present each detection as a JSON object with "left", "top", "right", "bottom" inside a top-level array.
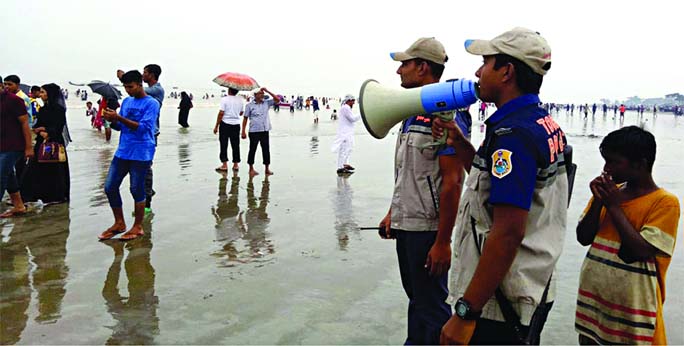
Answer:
[{"left": 2, "top": 0, "right": 681, "bottom": 103}]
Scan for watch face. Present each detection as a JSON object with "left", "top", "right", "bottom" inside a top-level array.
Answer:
[{"left": 456, "top": 303, "right": 467, "bottom": 317}]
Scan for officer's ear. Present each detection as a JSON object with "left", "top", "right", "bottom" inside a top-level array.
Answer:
[{"left": 502, "top": 63, "right": 515, "bottom": 83}]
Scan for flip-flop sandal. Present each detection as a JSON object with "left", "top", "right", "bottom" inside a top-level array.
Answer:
[
  {"left": 120, "top": 231, "right": 144, "bottom": 241},
  {"left": 0, "top": 209, "right": 28, "bottom": 218},
  {"left": 98, "top": 229, "right": 125, "bottom": 241}
]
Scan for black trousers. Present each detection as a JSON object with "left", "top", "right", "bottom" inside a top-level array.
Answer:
[
  {"left": 219, "top": 122, "right": 241, "bottom": 163},
  {"left": 247, "top": 131, "right": 270, "bottom": 165},
  {"left": 395, "top": 230, "right": 451, "bottom": 345}
]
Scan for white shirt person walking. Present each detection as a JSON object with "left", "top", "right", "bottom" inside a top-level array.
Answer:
[{"left": 332, "top": 95, "right": 360, "bottom": 174}]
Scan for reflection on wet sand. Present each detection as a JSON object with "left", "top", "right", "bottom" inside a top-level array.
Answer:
[
  {"left": 211, "top": 174, "right": 274, "bottom": 267},
  {"left": 0, "top": 204, "right": 70, "bottom": 344},
  {"left": 178, "top": 143, "right": 191, "bottom": 174},
  {"left": 212, "top": 172, "right": 243, "bottom": 263},
  {"left": 101, "top": 216, "right": 158, "bottom": 345},
  {"left": 244, "top": 176, "right": 274, "bottom": 260},
  {"left": 309, "top": 136, "right": 319, "bottom": 156},
  {"left": 332, "top": 176, "right": 358, "bottom": 251},
  {"left": 89, "top": 148, "right": 114, "bottom": 208}
]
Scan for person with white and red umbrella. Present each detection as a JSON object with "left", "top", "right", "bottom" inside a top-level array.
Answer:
[{"left": 212, "top": 72, "right": 260, "bottom": 173}]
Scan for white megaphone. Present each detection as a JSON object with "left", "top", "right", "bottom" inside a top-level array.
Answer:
[{"left": 359, "top": 79, "right": 479, "bottom": 139}]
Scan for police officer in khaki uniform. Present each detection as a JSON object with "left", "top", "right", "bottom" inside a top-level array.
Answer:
[{"left": 378, "top": 37, "right": 471, "bottom": 345}]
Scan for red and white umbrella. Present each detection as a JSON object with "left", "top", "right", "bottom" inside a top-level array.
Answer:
[{"left": 212, "top": 72, "right": 260, "bottom": 91}]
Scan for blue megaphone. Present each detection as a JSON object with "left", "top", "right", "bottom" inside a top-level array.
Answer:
[{"left": 359, "top": 79, "right": 479, "bottom": 139}]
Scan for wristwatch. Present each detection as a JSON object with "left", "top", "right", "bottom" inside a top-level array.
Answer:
[{"left": 455, "top": 297, "right": 481, "bottom": 320}]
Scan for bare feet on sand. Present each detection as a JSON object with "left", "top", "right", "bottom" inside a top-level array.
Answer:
[
  {"left": 265, "top": 170, "right": 274, "bottom": 175},
  {"left": 249, "top": 169, "right": 259, "bottom": 177}
]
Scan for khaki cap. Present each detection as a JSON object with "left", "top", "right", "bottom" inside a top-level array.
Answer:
[
  {"left": 464, "top": 27, "right": 551, "bottom": 75},
  {"left": 390, "top": 37, "right": 448, "bottom": 65}
]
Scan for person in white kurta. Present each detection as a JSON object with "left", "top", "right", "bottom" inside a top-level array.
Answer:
[{"left": 332, "top": 95, "right": 360, "bottom": 173}]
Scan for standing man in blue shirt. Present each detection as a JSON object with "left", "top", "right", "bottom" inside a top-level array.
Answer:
[
  {"left": 241, "top": 87, "right": 280, "bottom": 177},
  {"left": 377, "top": 37, "right": 469, "bottom": 345},
  {"left": 99, "top": 70, "right": 160, "bottom": 241},
  {"left": 118, "top": 64, "right": 164, "bottom": 213},
  {"left": 434, "top": 28, "right": 567, "bottom": 345}
]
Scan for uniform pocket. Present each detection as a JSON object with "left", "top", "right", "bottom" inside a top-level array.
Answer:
[
  {"left": 407, "top": 135, "right": 438, "bottom": 162},
  {"left": 465, "top": 169, "right": 493, "bottom": 231}
]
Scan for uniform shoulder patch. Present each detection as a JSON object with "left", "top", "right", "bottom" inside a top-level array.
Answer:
[{"left": 491, "top": 149, "right": 513, "bottom": 179}]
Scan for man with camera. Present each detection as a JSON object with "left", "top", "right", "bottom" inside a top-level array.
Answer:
[
  {"left": 117, "top": 64, "right": 164, "bottom": 214},
  {"left": 433, "top": 28, "right": 567, "bottom": 345},
  {"left": 377, "top": 37, "right": 470, "bottom": 345},
  {"left": 99, "top": 70, "right": 160, "bottom": 241}
]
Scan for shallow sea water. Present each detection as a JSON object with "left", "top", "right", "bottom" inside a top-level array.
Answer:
[{"left": 1, "top": 98, "right": 682, "bottom": 344}]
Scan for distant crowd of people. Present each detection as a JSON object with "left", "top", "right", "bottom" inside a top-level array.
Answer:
[{"left": 539, "top": 102, "right": 684, "bottom": 120}]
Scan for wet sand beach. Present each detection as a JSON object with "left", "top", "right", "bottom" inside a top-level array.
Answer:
[{"left": 1, "top": 100, "right": 682, "bottom": 344}]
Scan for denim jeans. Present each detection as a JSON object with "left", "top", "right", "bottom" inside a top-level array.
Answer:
[
  {"left": 0, "top": 151, "right": 23, "bottom": 200},
  {"left": 104, "top": 157, "right": 152, "bottom": 208}
]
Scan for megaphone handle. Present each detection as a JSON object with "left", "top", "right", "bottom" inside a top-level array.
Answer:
[{"left": 418, "top": 113, "right": 453, "bottom": 150}]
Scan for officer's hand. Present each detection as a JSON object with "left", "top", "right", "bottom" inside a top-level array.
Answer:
[
  {"left": 432, "top": 117, "right": 449, "bottom": 140},
  {"left": 426, "top": 241, "right": 451, "bottom": 276},
  {"left": 378, "top": 212, "right": 393, "bottom": 239},
  {"left": 440, "top": 316, "right": 477, "bottom": 345},
  {"left": 433, "top": 118, "right": 466, "bottom": 148}
]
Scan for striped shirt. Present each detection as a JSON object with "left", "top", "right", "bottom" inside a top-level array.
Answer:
[
  {"left": 244, "top": 98, "right": 275, "bottom": 133},
  {"left": 575, "top": 189, "right": 679, "bottom": 345}
]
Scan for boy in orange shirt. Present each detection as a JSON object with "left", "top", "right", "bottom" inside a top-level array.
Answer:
[{"left": 575, "top": 126, "right": 679, "bottom": 345}]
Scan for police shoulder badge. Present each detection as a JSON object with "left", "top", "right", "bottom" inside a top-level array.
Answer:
[{"left": 491, "top": 149, "right": 513, "bottom": 179}]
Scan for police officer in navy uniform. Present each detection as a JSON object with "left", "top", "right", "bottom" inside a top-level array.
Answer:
[{"left": 433, "top": 28, "right": 568, "bottom": 345}]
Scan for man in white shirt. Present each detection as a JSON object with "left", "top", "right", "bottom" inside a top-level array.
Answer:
[
  {"left": 332, "top": 94, "right": 360, "bottom": 174},
  {"left": 214, "top": 87, "right": 244, "bottom": 172}
]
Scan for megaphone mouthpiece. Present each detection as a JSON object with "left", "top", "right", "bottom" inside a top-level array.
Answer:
[
  {"left": 421, "top": 80, "right": 479, "bottom": 114},
  {"left": 359, "top": 79, "right": 479, "bottom": 139}
]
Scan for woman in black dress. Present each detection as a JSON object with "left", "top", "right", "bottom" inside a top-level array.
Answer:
[
  {"left": 21, "top": 83, "right": 70, "bottom": 204},
  {"left": 177, "top": 91, "right": 193, "bottom": 128}
]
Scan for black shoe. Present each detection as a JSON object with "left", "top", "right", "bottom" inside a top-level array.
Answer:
[
  {"left": 344, "top": 165, "right": 355, "bottom": 171},
  {"left": 337, "top": 168, "right": 352, "bottom": 174}
]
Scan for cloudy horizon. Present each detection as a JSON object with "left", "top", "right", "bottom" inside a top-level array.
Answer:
[{"left": 2, "top": 0, "right": 681, "bottom": 104}]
